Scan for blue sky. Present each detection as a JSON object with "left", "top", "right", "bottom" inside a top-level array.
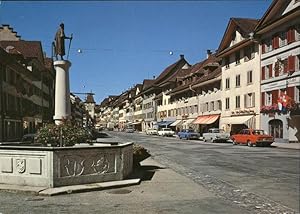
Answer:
[{"left": 0, "top": 1, "right": 271, "bottom": 103}]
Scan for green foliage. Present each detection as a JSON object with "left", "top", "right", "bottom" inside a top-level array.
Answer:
[{"left": 35, "top": 123, "right": 90, "bottom": 147}]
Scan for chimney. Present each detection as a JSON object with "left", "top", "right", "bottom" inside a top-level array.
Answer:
[
  {"left": 206, "top": 50, "right": 212, "bottom": 59},
  {"left": 180, "top": 54, "right": 184, "bottom": 59}
]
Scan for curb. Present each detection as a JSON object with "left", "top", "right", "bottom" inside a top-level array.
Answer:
[
  {"left": 39, "top": 179, "right": 141, "bottom": 196},
  {"left": 0, "top": 179, "right": 141, "bottom": 196}
]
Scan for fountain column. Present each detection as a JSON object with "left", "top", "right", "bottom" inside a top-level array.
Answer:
[{"left": 53, "top": 60, "right": 72, "bottom": 125}]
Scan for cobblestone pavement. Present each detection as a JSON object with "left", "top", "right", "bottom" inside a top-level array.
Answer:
[{"left": 113, "top": 131, "right": 300, "bottom": 214}]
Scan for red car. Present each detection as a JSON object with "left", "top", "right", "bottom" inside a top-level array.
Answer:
[{"left": 231, "top": 129, "right": 274, "bottom": 147}]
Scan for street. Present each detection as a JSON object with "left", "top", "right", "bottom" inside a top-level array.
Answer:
[
  {"left": 0, "top": 131, "right": 299, "bottom": 214},
  {"left": 113, "top": 131, "right": 300, "bottom": 213}
]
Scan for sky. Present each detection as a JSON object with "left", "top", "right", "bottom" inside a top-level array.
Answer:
[{"left": 0, "top": 0, "right": 272, "bottom": 103}]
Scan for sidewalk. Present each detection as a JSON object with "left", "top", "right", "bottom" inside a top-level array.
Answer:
[
  {"left": 272, "top": 142, "right": 300, "bottom": 150},
  {"left": 0, "top": 158, "right": 249, "bottom": 214}
]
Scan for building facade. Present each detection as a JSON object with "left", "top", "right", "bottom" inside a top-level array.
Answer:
[{"left": 256, "top": 0, "right": 300, "bottom": 142}]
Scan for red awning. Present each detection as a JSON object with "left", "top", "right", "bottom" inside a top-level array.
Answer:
[{"left": 193, "top": 114, "right": 220, "bottom": 125}]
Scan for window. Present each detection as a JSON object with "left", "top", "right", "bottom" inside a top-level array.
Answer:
[
  {"left": 247, "top": 70, "right": 253, "bottom": 84},
  {"left": 210, "top": 101, "right": 214, "bottom": 111},
  {"left": 205, "top": 102, "right": 209, "bottom": 112},
  {"left": 235, "top": 96, "right": 240, "bottom": 109},
  {"left": 296, "top": 55, "right": 300, "bottom": 71},
  {"left": 225, "top": 98, "right": 230, "bottom": 110},
  {"left": 236, "top": 75, "right": 240, "bottom": 87},
  {"left": 225, "top": 57, "right": 230, "bottom": 68},
  {"left": 244, "top": 93, "right": 255, "bottom": 108},
  {"left": 194, "top": 105, "right": 198, "bottom": 113},
  {"left": 265, "top": 92, "right": 272, "bottom": 106},
  {"left": 265, "top": 39, "right": 272, "bottom": 52},
  {"left": 225, "top": 78, "right": 230, "bottom": 89},
  {"left": 244, "top": 45, "right": 255, "bottom": 61},
  {"left": 279, "top": 31, "right": 287, "bottom": 47},
  {"left": 296, "top": 24, "right": 300, "bottom": 41},
  {"left": 218, "top": 100, "right": 222, "bottom": 110},
  {"left": 296, "top": 86, "right": 300, "bottom": 103},
  {"left": 235, "top": 51, "right": 240, "bottom": 65}
]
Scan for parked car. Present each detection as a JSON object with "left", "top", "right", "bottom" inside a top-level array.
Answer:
[
  {"left": 146, "top": 128, "right": 158, "bottom": 135},
  {"left": 202, "top": 128, "right": 230, "bottom": 143},
  {"left": 231, "top": 129, "right": 274, "bottom": 147},
  {"left": 177, "top": 129, "right": 200, "bottom": 140},
  {"left": 158, "top": 128, "right": 175, "bottom": 137},
  {"left": 125, "top": 128, "right": 135, "bottom": 133},
  {"left": 21, "top": 133, "right": 36, "bottom": 144}
]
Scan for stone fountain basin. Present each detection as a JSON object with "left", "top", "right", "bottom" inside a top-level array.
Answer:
[{"left": 0, "top": 142, "right": 133, "bottom": 188}]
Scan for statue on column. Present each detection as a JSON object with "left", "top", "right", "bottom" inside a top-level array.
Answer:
[{"left": 53, "top": 23, "right": 72, "bottom": 60}]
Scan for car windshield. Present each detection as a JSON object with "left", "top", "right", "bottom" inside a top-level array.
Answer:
[
  {"left": 252, "top": 130, "right": 265, "bottom": 135},
  {"left": 164, "top": 128, "right": 171, "bottom": 131}
]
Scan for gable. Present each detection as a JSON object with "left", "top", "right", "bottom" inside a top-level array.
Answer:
[
  {"left": 217, "top": 18, "right": 259, "bottom": 53},
  {"left": 255, "top": 0, "right": 296, "bottom": 32}
]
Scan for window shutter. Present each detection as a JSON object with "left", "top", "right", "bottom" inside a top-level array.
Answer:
[
  {"left": 288, "top": 55, "right": 295, "bottom": 73},
  {"left": 269, "top": 64, "right": 273, "bottom": 78},
  {"left": 287, "top": 28, "right": 295, "bottom": 44},
  {"left": 244, "top": 94, "right": 247, "bottom": 108},
  {"left": 262, "top": 44, "right": 265, "bottom": 54},
  {"left": 252, "top": 93, "right": 255, "bottom": 107},
  {"left": 272, "top": 90, "right": 278, "bottom": 104},
  {"left": 275, "top": 36, "right": 279, "bottom": 49},
  {"left": 287, "top": 87, "right": 295, "bottom": 100},
  {"left": 262, "top": 66, "right": 265, "bottom": 80},
  {"left": 262, "top": 92, "right": 265, "bottom": 106}
]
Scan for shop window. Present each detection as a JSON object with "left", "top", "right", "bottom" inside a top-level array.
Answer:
[{"left": 269, "top": 119, "right": 283, "bottom": 138}]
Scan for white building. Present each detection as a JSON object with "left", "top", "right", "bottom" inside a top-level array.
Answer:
[
  {"left": 217, "top": 18, "right": 261, "bottom": 134},
  {"left": 255, "top": 0, "right": 300, "bottom": 143}
]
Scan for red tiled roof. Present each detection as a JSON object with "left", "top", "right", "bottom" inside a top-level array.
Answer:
[
  {"left": 231, "top": 18, "right": 259, "bottom": 37},
  {"left": 154, "top": 56, "right": 189, "bottom": 86},
  {"left": 142, "top": 79, "right": 155, "bottom": 91},
  {"left": 0, "top": 40, "right": 44, "bottom": 63}
]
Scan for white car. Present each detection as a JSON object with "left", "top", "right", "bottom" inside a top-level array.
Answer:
[
  {"left": 202, "top": 128, "right": 230, "bottom": 143},
  {"left": 146, "top": 129, "right": 158, "bottom": 135},
  {"left": 158, "top": 128, "right": 175, "bottom": 137}
]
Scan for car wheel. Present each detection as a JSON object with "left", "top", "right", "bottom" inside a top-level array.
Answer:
[
  {"left": 203, "top": 138, "right": 206, "bottom": 142},
  {"left": 247, "top": 140, "right": 253, "bottom": 147},
  {"left": 232, "top": 139, "right": 237, "bottom": 145}
]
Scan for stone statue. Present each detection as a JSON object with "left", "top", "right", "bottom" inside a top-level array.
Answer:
[{"left": 53, "top": 23, "right": 72, "bottom": 60}]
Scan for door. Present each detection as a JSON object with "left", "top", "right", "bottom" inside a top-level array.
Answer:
[{"left": 269, "top": 119, "right": 283, "bottom": 138}]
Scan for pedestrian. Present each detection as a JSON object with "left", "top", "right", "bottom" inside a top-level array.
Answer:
[{"left": 54, "top": 23, "right": 72, "bottom": 60}]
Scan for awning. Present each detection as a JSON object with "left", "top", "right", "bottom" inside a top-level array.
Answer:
[
  {"left": 193, "top": 114, "right": 220, "bottom": 124},
  {"left": 157, "top": 120, "right": 175, "bottom": 127},
  {"left": 132, "top": 121, "right": 141, "bottom": 125},
  {"left": 221, "top": 115, "right": 255, "bottom": 128},
  {"left": 182, "top": 118, "right": 196, "bottom": 126},
  {"left": 170, "top": 120, "right": 183, "bottom": 126}
]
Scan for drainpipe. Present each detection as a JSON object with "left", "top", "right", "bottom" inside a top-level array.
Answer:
[{"left": 0, "top": 64, "right": 4, "bottom": 142}]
